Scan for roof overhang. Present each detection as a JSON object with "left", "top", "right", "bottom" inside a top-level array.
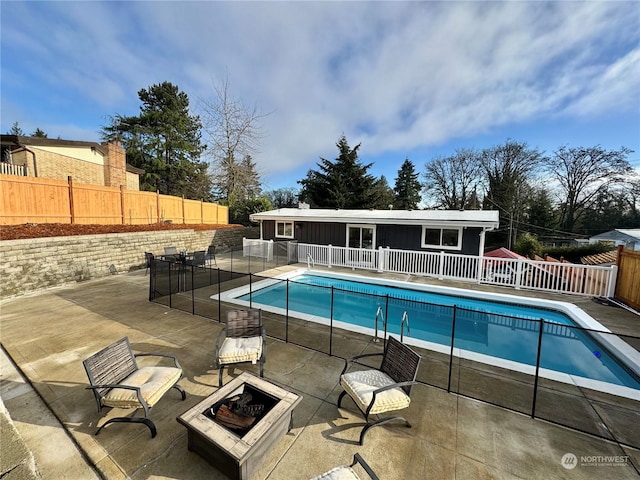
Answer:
[{"left": 250, "top": 208, "right": 500, "bottom": 230}]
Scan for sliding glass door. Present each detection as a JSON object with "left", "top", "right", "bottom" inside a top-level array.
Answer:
[{"left": 346, "top": 225, "right": 375, "bottom": 267}]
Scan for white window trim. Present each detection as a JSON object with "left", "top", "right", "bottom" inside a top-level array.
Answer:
[
  {"left": 275, "top": 221, "right": 295, "bottom": 239},
  {"left": 421, "top": 225, "right": 462, "bottom": 250},
  {"left": 346, "top": 224, "right": 376, "bottom": 249}
]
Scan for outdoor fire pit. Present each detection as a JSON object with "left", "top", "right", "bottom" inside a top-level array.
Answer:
[{"left": 177, "top": 372, "right": 302, "bottom": 480}]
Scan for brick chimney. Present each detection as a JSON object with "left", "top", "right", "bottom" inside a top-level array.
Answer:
[{"left": 102, "top": 141, "right": 127, "bottom": 188}]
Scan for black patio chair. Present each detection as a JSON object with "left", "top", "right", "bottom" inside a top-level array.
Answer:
[
  {"left": 337, "top": 335, "right": 421, "bottom": 445},
  {"left": 205, "top": 245, "right": 217, "bottom": 266},
  {"left": 144, "top": 251, "right": 154, "bottom": 275},
  {"left": 185, "top": 250, "right": 206, "bottom": 267}
]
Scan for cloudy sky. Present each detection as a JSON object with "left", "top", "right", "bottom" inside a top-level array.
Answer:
[{"left": 2, "top": 1, "right": 639, "bottom": 191}]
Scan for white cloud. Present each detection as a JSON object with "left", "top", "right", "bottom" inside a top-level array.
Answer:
[{"left": 1, "top": 1, "right": 638, "bottom": 182}]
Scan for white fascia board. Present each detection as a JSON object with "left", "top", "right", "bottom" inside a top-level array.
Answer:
[{"left": 250, "top": 209, "right": 499, "bottom": 229}]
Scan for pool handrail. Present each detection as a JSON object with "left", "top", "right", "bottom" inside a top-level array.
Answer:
[
  {"left": 373, "top": 306, "right": 385, "bottom": 343},
  {"left": 400, "top": 311, "right": 410, "bottom": 343}
]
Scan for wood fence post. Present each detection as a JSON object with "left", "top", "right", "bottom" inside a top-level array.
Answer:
[
  {"left": 201, "top": 199, "right": 204, "bottom": 224},
  {"left": 156, "top": 190, "right": 160, "bottom": 223},
  {"left": 120, "top": 185, "right": 126, "bottom": 225},
  {"left": 182, "top": 195, "right": 186, "bottom": 224},
  {"left": 68, "top": 176, "right": 75, "bottom": 224}
]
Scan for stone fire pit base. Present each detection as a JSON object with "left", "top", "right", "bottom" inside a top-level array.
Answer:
[{"left": 177, "top": 372, "right": 302, "bottom": 480}]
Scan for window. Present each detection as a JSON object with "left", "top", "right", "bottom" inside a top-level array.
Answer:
[
  {"left": 275, "top": 221, "right": 294, "bottom": 239},
  {"left": 346, "top": 225, "right": 376, "bottom": 249},
  {"left": 421, "top": 226, "right": 462, "bottom": 250}
]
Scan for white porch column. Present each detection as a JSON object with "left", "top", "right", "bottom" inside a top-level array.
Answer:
[{"left": 476, "top": 229, "right": 487, "bottom": 283}]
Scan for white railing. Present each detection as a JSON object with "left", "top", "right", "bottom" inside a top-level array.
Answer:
[
  {"left": 297, "top": 243, "right": 617, "bottom": 297},
  {"left": 0, "top": 163, "right": 26, "bottom": 176}
]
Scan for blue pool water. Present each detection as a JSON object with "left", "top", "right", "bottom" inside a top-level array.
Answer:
[{"left": 239, "top": 274, "right": 640, "bottom": 389}]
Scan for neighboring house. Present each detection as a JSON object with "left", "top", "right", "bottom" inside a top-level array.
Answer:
[
  {"left": 589, "top": 229, "right": 640, "bottom": 251},
  {"left": 0, "top": 135, "right": 142, "bottom": 190},
  {"left": 249, "top": 207, "right": 500, "bottom": 256}
]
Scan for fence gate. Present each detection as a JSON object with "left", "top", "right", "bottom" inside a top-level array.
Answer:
[{"left": 615, "top": 247, "right": 640, "bottom": 310}]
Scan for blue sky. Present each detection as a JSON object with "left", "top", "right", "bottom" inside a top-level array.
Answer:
[{"left": 2, "top": 1, "right": 639, "bottom": 192}]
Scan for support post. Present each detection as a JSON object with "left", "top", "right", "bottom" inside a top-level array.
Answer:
[{"left": 67, "top": 176, "right": 75, "bottom": 224}]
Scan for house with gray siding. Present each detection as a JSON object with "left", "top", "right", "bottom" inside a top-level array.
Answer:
[{"left": 249, "top": 208, "right": 500, "bottom": 256}]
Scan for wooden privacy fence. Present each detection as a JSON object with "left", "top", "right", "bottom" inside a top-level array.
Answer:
[
  {"left": 616, "top": 246, "right": 640, "bottom": 310},
  {"left": 0, "top": 174, "right": 228, "bottom": 225}
]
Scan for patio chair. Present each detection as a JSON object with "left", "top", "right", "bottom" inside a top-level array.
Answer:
[
  {"left": 160, "top": 246, "right": 181, "bottom": 262},
  {"left": 214, "top": 309, "right": 266, "bottom": 387},
  {"left": 311, "top": 453, "right": 379, "bottom": 480},
  {"left": 205, "top": 245, "right": 217, "bottom": 266},
  {"left": 338, "top": 335, "right": 420, "bottom": 445},
  {"left": 144, "top": 251, "right": 154, "bottom": 275},
  {"left": 185, "top": 250, "right": 206, "bottom": 267},
  {"left": 83, "top": 337, "right": 186, "bottom": 438}
]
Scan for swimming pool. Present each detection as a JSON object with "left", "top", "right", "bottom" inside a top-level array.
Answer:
[{"left": 218, "top": 270, "right": 640, "bottom": 397}]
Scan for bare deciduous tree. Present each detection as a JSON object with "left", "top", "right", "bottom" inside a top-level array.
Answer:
[
  {"left": 199, "top": 76, "right": 270, "bottom": 201},
  {"left": 423, "top": 148, "right": 482, "bottom": 209},
  {"left": 545, "top": 145, "right": 632, "bottom": 232}
]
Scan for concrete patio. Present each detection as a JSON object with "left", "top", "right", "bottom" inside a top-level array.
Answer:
[{"left": 1, "top": 268, "right": 639, "bottom": 479}]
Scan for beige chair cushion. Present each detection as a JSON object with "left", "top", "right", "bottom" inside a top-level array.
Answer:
[
  {"left": 311, "top": 466, "right": 361, "bottom": 480},
  {"left": 102, "top": 366, "right": 182, "bottom": 409},
  {"left": 218, "top": 336, "right": 263, "bottom": 365},
  {"left": 340, "top": 369, "right": 410, "bottom": 415}
]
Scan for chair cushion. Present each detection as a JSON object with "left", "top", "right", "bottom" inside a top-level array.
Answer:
[
  {"left": 218, "top": 336, "right": 263, "bottom": 365},
  {"left": 340, "top": 369, "right": 411, "bottom": 415},
  {"left": 102, "top": 366, "right": 182, "bottom": 409},
  {"left": 311, "top": 466, "right": 361, "bottom": 480}
]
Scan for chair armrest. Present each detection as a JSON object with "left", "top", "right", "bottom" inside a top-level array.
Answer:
[
  {"left": 351, "top": 453, "right": 379, "bottom": 480},
  {"left": 340, "top": 352, "right": 383, "bottom": 376},
  {"left": 365, "top": 380, "right": 419, "bottom": 416},
  {"left": 86, "top": 383, "right": 149, "bottom": 415},
  {"left": 214, "top": 327, "right": 228, "bottom": 364},
  {"left": 135, "top": 352, "right": 182, "bottom": 370}
]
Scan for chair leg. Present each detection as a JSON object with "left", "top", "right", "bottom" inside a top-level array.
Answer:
[
  {"left": 337, "top": 390, "right": 348, "bottom": 408},
  {"left": 96, "top": 417, "right": 157, "bottom": 438},
  {"left": 259, "top": 360, "right": 264, "bottom": 378},
  {"left": 173, "top": 384, "right": 187, "bottom": 400},
  {"left": 219, "top": 365, "right": 225, "bottom": 387},
  {"left": 359, "top": 415, "right": 411, "bottom": 445}
]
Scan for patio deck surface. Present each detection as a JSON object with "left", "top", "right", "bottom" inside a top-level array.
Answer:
[{"left": 1, "top": 266, "right": 639, "bottom": 479}]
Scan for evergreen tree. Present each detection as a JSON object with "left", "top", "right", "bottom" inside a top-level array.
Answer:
[
  {"left": 8, "top": 122, "right": 24, "bottom": 135},
  {"left": 393, "top": 159, "right": 422, "bottom": 209},
  {"left": 31, "top": 128, "right": 48, "bottom": 138},
  {"left": 371, "top": 175, "right": 395, "bottom": 209},
  {"left": 298, "top": 135, "right": 377, "bottom": 208},
  {"left": 525, "top": 188, "right": 557, "bottom": 235},
  {"left": 101, "top": 81, "right": 211, "bottom": 200}
]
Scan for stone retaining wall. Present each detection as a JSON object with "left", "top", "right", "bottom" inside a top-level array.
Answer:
[{"left": 0, "top": 226, "right": 259, "bottom": 298}]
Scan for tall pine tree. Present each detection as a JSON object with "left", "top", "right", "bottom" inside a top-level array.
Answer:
[
  {"left": 101, "top": 81, "right": 211, "bottom": 200},
  {"left": 299, "top": 135, "right": 378, "bottom": 208},
  {"left": 393, "top": 159, "right": 422, "bottom": 209}
]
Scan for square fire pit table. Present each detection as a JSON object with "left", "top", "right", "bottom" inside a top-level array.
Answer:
[{"left": 177, "top": 372, "right": 302, "bottom": 480}]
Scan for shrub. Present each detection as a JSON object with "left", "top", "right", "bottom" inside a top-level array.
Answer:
[{"left": 514, "top": 233, "right": 542, "bottom": 259}]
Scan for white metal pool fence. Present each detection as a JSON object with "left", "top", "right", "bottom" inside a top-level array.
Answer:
[{"left": 241, "top": 239, "right": 616, "bottom": 297}]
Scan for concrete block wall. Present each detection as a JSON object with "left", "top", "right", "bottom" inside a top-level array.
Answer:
[{"left": 0, "top": 226, "right": 259, "bottom": 298}]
